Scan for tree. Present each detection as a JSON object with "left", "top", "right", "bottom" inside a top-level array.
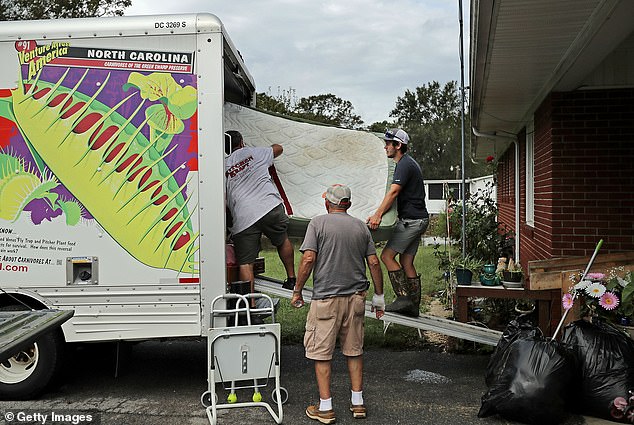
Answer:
[
  {"left": 0, "top": 0, "right": 131, "bottom": 21},
  {"left": 256, "top": 87, "right": 297, "bottom": 115},
  {"left": 389, "top": 81, "right": 487, "bottom": 179},
  {"left": 294, "top": 94, "right": 363, "bottom": 129},
  {"left": 367, "top": 121, "right": 395, "bottom": 134},
  {"left": 257, "top": 90, "right": 364, "bottom": 130}
]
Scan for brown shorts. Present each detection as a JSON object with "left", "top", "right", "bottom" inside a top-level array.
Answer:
[{"left": 303, "top": 292, "right": 366, "bottom": 361}]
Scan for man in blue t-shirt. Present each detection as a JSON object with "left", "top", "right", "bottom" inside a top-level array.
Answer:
[{"left": 367, "top": 128, "right": 429, "bottom": 317}]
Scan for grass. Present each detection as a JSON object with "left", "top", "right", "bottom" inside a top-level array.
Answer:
[{"left": 257, "top": 241, "right": 453, "bottom": 349}]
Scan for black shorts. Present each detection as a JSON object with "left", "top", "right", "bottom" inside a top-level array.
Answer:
[{"left": 232, "top": 204, "right": 289, "bottom": 265}]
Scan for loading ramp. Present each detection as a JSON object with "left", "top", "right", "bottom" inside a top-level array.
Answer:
[
  {"left": 255, "top": 277, "right": 502, "bottom": 346},
  {"left": 0, "top": 309, "right": 74, "bottom": 362}
]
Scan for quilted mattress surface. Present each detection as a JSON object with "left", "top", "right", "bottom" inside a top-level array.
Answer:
[{"left": 224, "top": 103, "right": 396, "bottom": 239}]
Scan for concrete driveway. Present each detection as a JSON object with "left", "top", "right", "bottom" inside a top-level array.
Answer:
[{"left": 0, "top": 339, "right": 614, "bottom": 424}]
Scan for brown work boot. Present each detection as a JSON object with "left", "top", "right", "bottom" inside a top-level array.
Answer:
[
  {"left": 306, "top": 404, "right": 336, "bottom": 424},
  {"left": 350, "top": 404, "right": 367, "bottom": 419},
  {"left": 404, "top": 275, "right": 421, "bottom": 317}
]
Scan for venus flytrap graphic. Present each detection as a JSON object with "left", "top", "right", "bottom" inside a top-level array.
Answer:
[
  {"left": 0, "top": 151, "right": 82, "bottom": 225},
  {"left": 0, "top": 50, "right": 200, "bottom": 274}
]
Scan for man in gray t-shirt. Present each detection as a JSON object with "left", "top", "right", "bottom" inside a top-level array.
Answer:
[
  {"left": 225, "top": 130, "right": 296, "bottom": 296},
  {"left": 291, "top": 184, "right": 385, "bottom": 423}
]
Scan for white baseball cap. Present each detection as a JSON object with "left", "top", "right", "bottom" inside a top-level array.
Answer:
[{"left": 384, "top": 128, "right": 409, "bottom": 145}]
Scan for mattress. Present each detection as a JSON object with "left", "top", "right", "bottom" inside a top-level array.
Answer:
[{"left": 224, "top": 103, "right": 396, "bottom": 240}]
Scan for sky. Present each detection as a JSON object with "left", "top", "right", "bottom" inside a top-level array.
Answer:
[{"left": 124, "top": 0, "right": 468, "bottom": 125}]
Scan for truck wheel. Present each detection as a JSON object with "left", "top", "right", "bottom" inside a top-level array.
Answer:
[{"left": 0, "top": 306, "right": 65, "bottom": 400}]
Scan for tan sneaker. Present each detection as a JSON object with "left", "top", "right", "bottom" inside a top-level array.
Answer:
[
  {"left": 306, "top": 404, "right": 336, "bottom": 424},
  {"left": 350, "top": 404, "right": 367, "bottom": 419}
]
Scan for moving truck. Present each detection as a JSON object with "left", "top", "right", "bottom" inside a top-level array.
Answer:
[
  {"left": 0, "top": 13, "right": 253, "bottom": 399},
  {"left": 0, "top": 12, "right": 394, "bottom": 399}
]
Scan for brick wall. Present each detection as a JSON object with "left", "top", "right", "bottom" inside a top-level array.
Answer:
[{"left": 497, "top": 88, "right": 634, "bottom": 268}]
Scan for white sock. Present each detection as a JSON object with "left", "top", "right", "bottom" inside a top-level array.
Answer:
[
  {"left": 351, "top": 390, "right": 364, "bottom": 406},
  {"left": 319, "top": 397, "right": 332, "bottom": 411}
]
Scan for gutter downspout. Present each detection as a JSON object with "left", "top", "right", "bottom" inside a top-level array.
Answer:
[{"left": 471, "top": 128, "right": 520, "bottom": 263}]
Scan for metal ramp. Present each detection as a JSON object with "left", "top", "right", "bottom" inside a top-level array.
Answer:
[
  {"left": 0, "top": 309, "right": 74, "bottom": 362},
  {"left": 254, "top": 277, "right": 502, "bottom": 346}
]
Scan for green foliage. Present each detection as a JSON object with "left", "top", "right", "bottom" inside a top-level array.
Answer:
[
  {"left": 294, "top": 94, "right": 364, "bottom": 129},
  {"left": 256, "top": 89, "right": 364, "bottom": 130},
  {"left": 388, "top": 81, "right": 488, "bottom": 179},
  {"left": 450, "top": 254, "right": 483, "bottom": 273},
  {"left": 0, "top": 0, "right": 131, "bottom": 20},
  {"left": 256, "top": 87, "right": 297, "bottom": 115},
  {"left": 447, "top": 182, "right": 512, "bottom": 264},
  {"left": 433, "top": 182, "right": 510, "bottom": 314},
  {"left": 619, "top": 272, "right": 634, "bottom": 318},
  {"left": 367, "top": 120, "right": 395, "bottom": 134}
]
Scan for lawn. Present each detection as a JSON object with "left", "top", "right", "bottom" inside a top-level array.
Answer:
[{"left": 257, "top": 241, "right": 454, "bottom": 348}]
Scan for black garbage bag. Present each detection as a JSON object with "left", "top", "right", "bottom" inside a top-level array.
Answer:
[
  {"left": 479, "top": 319, "right": 577, "bottom": 425},
  {"left": 563, "top": 319, "right": 634, "bottom": 421},
  {"left": 485, "top": 316, "right": 543, "bottom": 387}
]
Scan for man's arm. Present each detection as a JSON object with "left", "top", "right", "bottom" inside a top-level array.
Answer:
[
  {"left": 367, "top": 183, "right": 402, "bottom": 230},
  {"left": 291, "top": 249, "right": 316, "bottom": 307},
  {"left": 272, "top": 144, "right": 283, "bottom": 158},
  {"left": 367, "top": 253, "right": 385, "bottom": 318}
]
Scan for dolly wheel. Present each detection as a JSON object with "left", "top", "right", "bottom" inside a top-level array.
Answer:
[{"left": 271, "top": 387, "right": 288, "bottom": 404}]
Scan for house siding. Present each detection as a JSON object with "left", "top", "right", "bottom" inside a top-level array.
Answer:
[{"left": 497, "top": 88, "right": 634, "bottom": 269}]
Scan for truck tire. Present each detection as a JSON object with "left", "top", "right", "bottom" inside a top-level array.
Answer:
[{"left": 0, "top": 306, "right": 65, "bottom": 400}]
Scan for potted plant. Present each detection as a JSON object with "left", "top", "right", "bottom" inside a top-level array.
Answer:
[
  {"left": 501, "top": 258, "right": 523, "bottom": 283},
  {"left": 451, "top": 255, "right": 483, "bottom": 286}
]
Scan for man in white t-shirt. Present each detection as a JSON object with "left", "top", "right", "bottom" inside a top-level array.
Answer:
[{"left": 225, "top": 130, "right": 296, "bottom": 295}]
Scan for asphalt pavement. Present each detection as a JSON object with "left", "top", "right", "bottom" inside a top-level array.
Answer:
[{"left": 0, "top": 337, "right": 616, "bottom": 425}]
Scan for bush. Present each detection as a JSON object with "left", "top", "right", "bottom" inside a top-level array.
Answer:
[{"left": 446, "top": 182, "right": 512, "bottom": 264}]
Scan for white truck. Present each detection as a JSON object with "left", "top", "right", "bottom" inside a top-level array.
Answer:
[
  {"left": 0, "top": 13, "right": 254, "bottom": 399},
  {"left": 0, "top": 13, "right": 396, "bottom": 399}
]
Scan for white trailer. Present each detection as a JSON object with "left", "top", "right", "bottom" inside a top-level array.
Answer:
[{"left": 0, "top": 13, "right": 253, "bottom": 399}]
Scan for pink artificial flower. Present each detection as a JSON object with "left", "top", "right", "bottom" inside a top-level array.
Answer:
[
  {"left": 614, "top": 397, "right": 628, "bottom": 410},
  {"left": 562, "top": 293, "right": 574, "bottom": 310},
  {"left": 586, "top": 272, "right": 606, "bottom": 281},
  {"left": 599, "top": 292, "right": 620, "bottom": 310}
]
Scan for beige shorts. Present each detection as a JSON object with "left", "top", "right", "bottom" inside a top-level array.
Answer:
[{"left": 303, "top": 292, "right": 366, "bottom": 361}]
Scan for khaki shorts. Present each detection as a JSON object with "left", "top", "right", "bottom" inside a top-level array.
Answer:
[{"left": 303, "top": 292, "right": 366, "bottom": 361}]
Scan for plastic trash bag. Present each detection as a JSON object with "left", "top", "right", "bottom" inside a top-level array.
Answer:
[
  {"left": 479, "top": 318, "right": 577, "bottom": 424},
  {"left": 563, "top": 319, "right": 634, "bottom": 421},
  {"left": 485, "top": 316, "right": 543, "bottom": 387}
]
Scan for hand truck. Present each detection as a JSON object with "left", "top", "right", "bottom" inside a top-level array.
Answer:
[{"left": 201, "top": 293, "right": 288, "bottom": 424}]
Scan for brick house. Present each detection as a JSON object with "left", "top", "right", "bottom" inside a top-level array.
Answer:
[{"left": 470, "top": 0, "right": 634, "bottom": 272}]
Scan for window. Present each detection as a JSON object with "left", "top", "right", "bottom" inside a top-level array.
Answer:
[
  {"left": 526, "top": 118, "right": 535, "bottom": 226},
  {"left": 427, "top": 183, "right": 464, "bottom": 201},
  {"left": 428, "top": 183, "right": 444, "bottom": 200}
]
